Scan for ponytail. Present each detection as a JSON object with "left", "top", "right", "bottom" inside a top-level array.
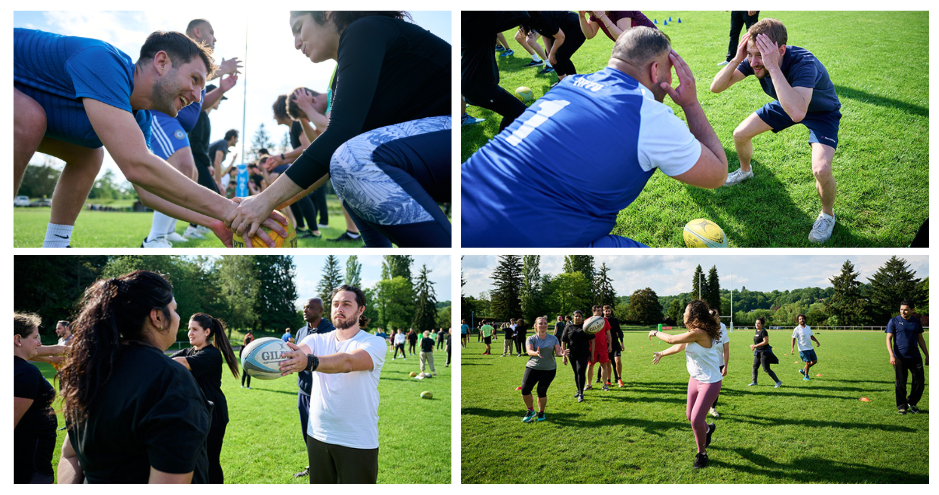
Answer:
[{"left": 191, "top": 313, "right": 239, "bottom": 379}]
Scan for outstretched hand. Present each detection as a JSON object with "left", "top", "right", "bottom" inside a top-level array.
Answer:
[
  {"left": 279, "top": 342, "right": 306, "bottom": 376},
  {"left": 652, "top": 352, "right": 662, "bottom": 365},
  {"left": 218, "top": 57, "right": 243, "bottom": 77},
  {"left": 660, "top": 50, "right": 698, "bottom": 109},
  {"left": 754, "top": 33, "right": 782, "bottom": 72}
]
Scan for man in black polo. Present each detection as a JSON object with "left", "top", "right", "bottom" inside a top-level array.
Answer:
[
  {"left": 293, "top": 297, "right": 336, "bottom": 477},
  {"left": 885, "top": 300, "right": 929, "bottom": 415}
]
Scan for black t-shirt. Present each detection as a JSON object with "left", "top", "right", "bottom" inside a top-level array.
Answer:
[
  {"left": 554, "top": 321, "right": 566, "bottom": 337},
  {"left": 188, "top": 111, "right": 212, "bottom": 170},
  {"left": 608, "top": 317, "right": 624, "bottom": 352},
  {"left": 408, "top": 332, "right": 419, "bottom": 344},
  {"left": 284, "top": 16, "right": 451, "bottom": 189},
  {"left": 290, "top": 120, "right": 304, "bottom": 150},
  {"left": 170, "top": 345, "right": 228, "bottom": 427},
  {"left": 753, "top": 329, "right": 770, "bottom": 350},
  {"left": 208, "top": 139, "right": 229, "bottom": 166},
  {"left": 421, "top": 337, "right": 435, "bottom": 353},
  {"left": 461, "top": 11, "right": 530, "bottom": 91},
  {"left": 561, "top": 323, "right": 594, "bottom": 356},
  {"left": 503, "top": 326, "right": 514, "bottom": 339},
  {"left": 14, "top": 356, "right": 57, "bottom": 482},
  {"left": 70, "top": 343, "right": 210, "bottom": 484},
  {"left": 528, "top": 11, "right": 582, "bottom": 42}
]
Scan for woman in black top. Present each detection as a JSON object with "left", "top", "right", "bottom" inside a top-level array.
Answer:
[
  {"left": 171, "top": 313, "right": 239, "bottom": 484},
  {"left": 229, "top": 11, "right": 451, "bottom": 247},
  {"left": 749, "top": 317, "right": 782, "bottom": 387},
  {"left": 57, "top": 271, "right": 211, "bottom": 484},
  {"left": 407, "top": 328, "right": 419, "bottom": 354},
  {"left": 241, "top": 331, "right": 254, "bottom": 389},
  {"left": 13, "top": 313, "right": 57, "bottom": 484},
  {"left": 514, "top": 318, "right": 528, "bottom": 357},
  {"left": 560, "top": 311, "right": 595, "bottom": 402},
  {"left": 527, "top": 11, "right": 587, "bottom": 83}
]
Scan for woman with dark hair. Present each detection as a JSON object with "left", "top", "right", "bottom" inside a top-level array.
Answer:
[
  {"left": 560, "top": 311, "right": 594, "bottom": 403},
  {"left": 241, "top": 330, "right": 254, "bottom": 389},
  {"left": 514, "top": 318, "right": 528, "bottom": 357},
  {"left": 14, "top": 312, "right": 58, "bottom": 484},
  {"left": 228, "top": 11, "right": 451, "bottom": 247},
  {"left": 749, "top": 317, "right": 782, "bottom": 388},
  {"left": 57, "top": 270, "right": 210, "bottom": 484},
  {"left": 170, "top": 313, "right": 239, "bottom": 484},
  {"left": 649, "top": 300, "right": 724, "bottom": 469},
  {"left": 526, "top": 11, "right": 587, "bottom": 83},
  {"left": 269, "top": 93, "right": 322, "bottom": 239},
  {"left": 520, "top": 316, "right": 569, "bottom": 422}
]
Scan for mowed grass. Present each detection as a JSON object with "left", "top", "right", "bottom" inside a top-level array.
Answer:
[
  {"left": 461, "top": 330, "right": 929, "bottom": 483},
  {"left": 461, "top": 11, "right": 928, "bottom": 247},
  {"left": 16, "top": 196, "right": 362, "bottom": 248},
  {"left": 35, "top": 344, "right": 451, "bottom": 483}
]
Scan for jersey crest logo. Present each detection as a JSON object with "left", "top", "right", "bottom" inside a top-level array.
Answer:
[{"left": 174, "top": 130, "right": 185, "bottom": 140}]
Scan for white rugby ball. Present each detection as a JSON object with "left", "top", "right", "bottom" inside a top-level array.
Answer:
[
  {"left": 583, "top": 316, "right": 607, "bottom": 335},
  {"left": 683, "top": 218, "right": 728, "bottom": 248},
  {"left": 241, "top": 337, "right": 291, "bottom": 380}
]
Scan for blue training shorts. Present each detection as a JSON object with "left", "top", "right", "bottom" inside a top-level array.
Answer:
[
  {"left": 756, "top": 100, "right": 841, "bottom": 149},
  {"left": 799, "top": 349, "right": 818, "bottom": 362},
  {"left": 150, "top": 111, "right": 191, "bottom": 159}
]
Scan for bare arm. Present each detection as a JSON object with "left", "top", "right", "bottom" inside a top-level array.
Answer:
[
  {"left": 755, "top": 35, "right": 813, "bottom": 122},
  {"left": 213, "top": 151, "right": 225, "bottom": 183},
  {"left": 711, "top": 33, "right": 751, "bottom": 93},
  {"left": 526, "top": 341, "right": 540, "bottom": 357},
  {"left": 547, "top": 28, "right": 566, "bottom": 64},
  {"left": 172, "top": 357, "right": 191, "bottom": 370},
  {"left": 722, "top": 342, "right": 730, "bottom": 376},
  {"left": 886, "top": 333, "right": 896, "bottom": 365},
  {"left": 279, "top": 342, "right": 375, "bottom": 374},
  {"left": 149, "top": 467, "right": 193, "bottom": 484},
  {"left": 58, "top": 434, "right": 84, "bottom": 484},
  {"left": 578, "top": 11, "right": 599, "bottom": 39},
  {"left": 652, "top": 343, "right": 686, "bottom": 364},
  {"left": 917, "top": 334, "right": 929, "bottom": 366}
]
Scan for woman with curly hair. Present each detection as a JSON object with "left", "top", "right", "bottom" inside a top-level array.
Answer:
[
  {"left": 57, "top": 270, "right": 210, "bottom": 483},
  {"left": 649, "top": 299, "right": 723, "bottom": 469}
]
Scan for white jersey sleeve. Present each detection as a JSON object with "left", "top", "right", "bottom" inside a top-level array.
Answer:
[{"left": 636, "top": 96, "right": 702, "bottom": 177}]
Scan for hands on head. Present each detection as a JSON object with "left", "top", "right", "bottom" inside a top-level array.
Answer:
[{"left": 659, "top": 50, "right": 698, "bottom": 108}]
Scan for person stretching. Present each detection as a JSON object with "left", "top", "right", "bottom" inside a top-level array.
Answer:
[{"left": 520, "top": 317, "right": 569, "bottom": 422}]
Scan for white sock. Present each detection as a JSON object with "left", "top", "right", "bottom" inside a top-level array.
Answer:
[
  {"left": 546, "top": 61, "right": 553, "bottom": 68},
  {"left": 531, "top": 54, "right": 542, "bottom": 62},
  {"left": 148, "top": 212, "right": 175, "bottom": 242},
  {"left": 346, "top": 231, "right": 361, "bottom": 239},
  {"left": 165, "top": 219, "right": 179, "bottom": 236},
  {"left": 43, "top": 223, "right": 74, "bottom": 248}
]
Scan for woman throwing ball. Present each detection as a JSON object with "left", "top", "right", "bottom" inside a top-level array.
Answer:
[
  {"left": 521, "top": 317, "right": 569, "bottom": 422},
  {"left": 649, "top": 300, "right": 723, "bottom": 469},
  {"left": 170, "top": 313, "right": 239, "bottom": 484}
]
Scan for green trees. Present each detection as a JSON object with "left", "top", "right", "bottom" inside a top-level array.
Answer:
[
  {"left": 827, "top": 260, "right": 868, "bottom": 327},
  {"left": 345, "top": 255, "right": 362, "bottom": 288},
  {"left": 490, "top": 255, "right": 522, "bottom": 320},
  {"left": 594, "top": 263, "right": 617, "bottom": 308},
  {"left": 626, "top": 288, "right": 662, "bottom": 325},
  {"left": 867, "top": 256, "right": 926, "bottom": 323},
  {"left": 412, "top": 264, "right": 438, "bottom": 331},
  {"left": 317, "top": 255, "right": 344, "bottom": 320}
]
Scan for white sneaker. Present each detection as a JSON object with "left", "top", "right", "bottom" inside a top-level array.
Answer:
[
  {"left": 723, "top": 168, "right": 754, "bottom": 187},
  {"left": 709, "top": 407, "right": 721, "bottom": 418},
  {"left": 717, "top": 60, "right": 730, "bottom": 66},
  {"left": 166, "top": 232, "right": 188, "bottom": 243},
  {"left": 317, "top": 224, "right": 330, "bottom": 229},
  {"left": 195, "top": 225, "right": 212, "bottom": 235},
  {"left": 808, "top": 211, "right": 836, "bottom": 243},
  {"left": 183, "top": 225, "right": 206, "bottom": 239},
  {"left": 141, "top": 236, "right": 172, "bottom": 248}
]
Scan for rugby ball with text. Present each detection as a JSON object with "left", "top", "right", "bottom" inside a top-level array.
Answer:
[
  {"left": 583, "top": 316, "right": 607, "bottom": 335},
  {"left": 241, "top": 337, "right": 291, "bottom": 379},
  {"left": 683, "top": 219, "right": 728, "bottom": 248}
]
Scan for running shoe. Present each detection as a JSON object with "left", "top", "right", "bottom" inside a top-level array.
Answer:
[
  {"left": 195, "top": 225, "right": 212, "bottom": 236},
  {"left": 799, "top": 369, "right": 806, "bottom": 376},
  {"left": 605, "top": 381, "right": 613, "bottom": 387},
  {"left": 297, "top": 229, "right": 321, "bottom": 239},
  {"left": 461, "top": 114, "right": 485, "bottom": 126},
  {"left": 602, "top": 384, "right": 610, "bottom": 391},
  {"left": 494, "top": 45, "right": 505, "bottom": 52},
  {"left": 803, "top": 375, "right": 810, "bottom": 381},
  {"left": 808, "top": 211, "right": 836, "bottom": 243},
  {"left": 693, "top": 453, "right": 709, "bottom": 469},
  {"left": 717, "top": 60, "right": 730, "bottom": 66},
  {"left": 898, "top": 408, "right": 908, "bottom": 415},
  {"left": 166, "top": 232, "right": 188, "bottom": 243},
  {"left": 617, "top": 379, "right": 624, "bottom": 388},
  {"left": 723, "top": 168, "right": 754, "bottom": 187},
  {"left": 538, "top": 66, "right": 555, "bottom": 74},
  {"left": 522, "top": 410, "right": 537, "bottom": 423},
  {"left": 524, "top": 60, "right": 544, "bottom": 67},
  {"left": 183, "top": 225, "right": 206, "bottom": 239},
  {"left": 317, "top": 224, "right": 330, "bottom": 229},
  {"left": 709, "top": 407, "right": 721, "bottom": 418},
  {"left": 774, "top": 381, "right": 783, "bottom": 388},
  {"left": 909, "top": 404, "right": 920, "bottom": 414},
  {"left": 706, "top": 423, "right": 716, "bottom": 447},
  {"left": 141, "top": 236, "right": 172, "bottom": 248},
  {"left": 748, "top": 382, "right": 757, "bottom": 386},
  {"left": 585, "top": 385, "right": 593, "bottom": 390},
  {"left": 536, "top": 412, "right": 546, "bottom": 422},
  {"left": 499, "top": 49, "right": 514, "bottom": 58},
  {"left": 515, "top": 386, "right": 522, "bottom": 391},
  {"left": 294, "top": 466, "right": 310, "bottom": 477},
  {"left": 328, "top": 231, "right": 363, "bottom": 243},
  {"left": 577, "top": 394, "right": 584, "bottom": 403}
]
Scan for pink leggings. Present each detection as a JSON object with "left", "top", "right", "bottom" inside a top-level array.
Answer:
[{"left": 687, "top": 378, "right": 722, "bottom": 453}]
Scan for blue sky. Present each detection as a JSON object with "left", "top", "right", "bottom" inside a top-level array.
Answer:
[
  {"left": 14, "top": 10, "right": 451, "bottom": 181},
  {"left": 462, "top": 255, "right": 929, "bottom": 300}
]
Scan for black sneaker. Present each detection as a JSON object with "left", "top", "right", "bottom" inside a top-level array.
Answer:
[
  {"left": 328, "top": 231, "right": 363, "bottom": 243},
  {"left": 693, "top": 453, "right": 709, "bottom": 469},
  {"left": 898, "top": 408, "right": 908, "bottom": 415},
  {"left": 706, "top": 423, "right": 716, "bottom": 447},
  {"left": 538, "top": 66, "right": 555, "bottom": 74},
  {"left": 297, "top": 229, "right": 321, "bottom": 239},
  {"left": 524, "top": 60, "right": 544, "bottom": 67},
  {"left": 908, "top": 404, "right": 920, "bottom": 414},
  {"left": 293, "top": 466, "right": 310, "bottom": 477}
]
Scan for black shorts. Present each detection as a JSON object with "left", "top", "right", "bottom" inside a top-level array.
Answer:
[
  {"left": 609, "top": 349, "right": 622, "bottom": 358},
  {"left": 484, "top": 336, "right": 492, "bottom": 345}
]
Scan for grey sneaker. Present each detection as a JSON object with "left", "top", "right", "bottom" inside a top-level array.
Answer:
[
  {"left": 774, "top": 381, "right": 783, "bottom": 388},
  {"left": 724, "top": 168, "right": 754, "bottom": 186},
  {"left": 166, "top": 232, "right": 188, "bottom": 243},
  {"left": 141, "top": 236, "right": 172, "bottom": 248},
  {"left": 808, "top": 211, "right": 836, "bottom": 243},
  {"left": 717, "top": 60, "right": 730, "bottom": 66}
]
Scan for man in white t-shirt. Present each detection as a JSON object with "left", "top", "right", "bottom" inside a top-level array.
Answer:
[
  {"left": 790, "top": 314, "right": 821, "bottom": 381},
  {"left": 709, "top": 311, "right": 731, "bottom": 418},
  {"left": 280, "top": 285, "right": 386, "bottom": 483}
]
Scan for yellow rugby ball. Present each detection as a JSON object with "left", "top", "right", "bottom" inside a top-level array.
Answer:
[
  {"left": 683, "top": 218, "right": 728, "bottom": 248},
  {"left": 233, "top": 220, "right": 297, "bottom": 248},
  {"left": 514, "top": 86, "right": 534, "bottom": 104}
]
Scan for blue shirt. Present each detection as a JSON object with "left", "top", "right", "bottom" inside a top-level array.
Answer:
[
  {"left": 737, "top": 45, "right": 840, "bottom": 114},
  {"left": 13, "top": 28, "right": 153, "bottom": 150},
  {"left": 282, "top": 333, "right": 292, "bottom": 342},
  {"left": 460, "top": 324, "right": 469, "bottom": 335},
  {"left": 461, "top": 67, "right": 700, "bottom": 247},
  {"left": 296, "top": 319, "right": 337, "bottom": 396},
  {"left": 886, "top": 315, "right": 924, "bottom": 361}
]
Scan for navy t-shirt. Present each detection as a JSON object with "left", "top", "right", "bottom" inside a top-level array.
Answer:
[
  {"left": 886, "top": 315, "right": 924, "bottom": 361},
  {"left": 737, "top": 45, "right": 840, "bottom": 114},
  {"left": 13, "top": 28, "right": 153, "bottom": 150}
]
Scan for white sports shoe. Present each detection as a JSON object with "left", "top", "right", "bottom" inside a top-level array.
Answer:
[
  {"left": 717, "top": 60, "right": 730, "bottom": 66},
  {"left": 183, "top": 225, "right": 206, "bottom": 239},
  {"left": 141, "top": 236, "right": 172, "bottom": 248},
  {"left": 195, "top": 225, "right": 212, "bottom": 235},
  {"left": 166, "top": 232, "right": 188, "bottom": 243},
  {"left": 723, "top": 168, "right": 754, "bottom": 187},
  {"left": 808, "top": 211, "right": 836, "bottom": 243}
]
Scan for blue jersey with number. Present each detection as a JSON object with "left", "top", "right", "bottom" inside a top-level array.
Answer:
[
  {"left": 461, "top": 67, "right": 701, "bottom": 247},
  {"left": 13, "top": 28, "right": 152, "bottom": 150}
]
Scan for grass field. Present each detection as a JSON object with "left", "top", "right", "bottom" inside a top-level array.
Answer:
[
  {"left": 35, "top": 343, "right": 451, "bottom": 483},
  {"left": 461, "top": 11, "right": 928, "bottom": 247},
  {"left": 461, "top": 329, "right": 929, "bottom": 483},
  {"left": 16, "top": 196, "right": 367, "bottom": 248}
]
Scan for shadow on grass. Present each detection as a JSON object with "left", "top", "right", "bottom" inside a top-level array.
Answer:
[
  {"left": 731, "top": 413, "right": 917, "bottom": 432},
  {"left": 461, "top": 406, "right": 688, "bottom": 436},
  {"left": 834, "top": 84, "right": 928, "bottom": 119},
  {"left": 718, "top": 447, "right": 928, "bottom": 483}
]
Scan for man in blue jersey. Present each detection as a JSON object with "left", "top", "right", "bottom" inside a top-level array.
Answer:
[
  {"left": 710, "top": 18, "right": 841, "bottom": 243},
  {"left": 885, "top": 301, "right": 929, "bottom": 415},
  {"left": 13, "top": 28, "right": 286, "bottom": 248},
  {"left": 144, "top": 18, "right": 242, "bottom": 248},
  {"left": 461, "top": 27, "right": 728, "bottom": 247}
]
